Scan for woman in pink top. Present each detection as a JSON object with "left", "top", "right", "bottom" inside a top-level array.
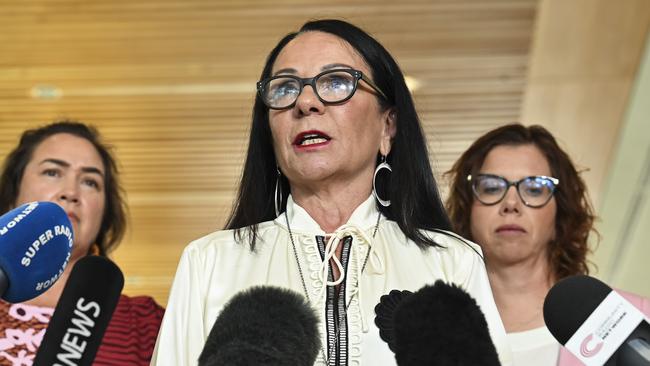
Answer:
[{"left": 445, "top": 124, "right": 650, "bottom": 366}]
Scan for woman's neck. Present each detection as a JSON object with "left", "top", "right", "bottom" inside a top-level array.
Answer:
[
  {"left": 291, "top": 181, "right": 372, "bottom": 233},
  {"left": 487, "top": 259, "right": 554, "bottom": 333}
]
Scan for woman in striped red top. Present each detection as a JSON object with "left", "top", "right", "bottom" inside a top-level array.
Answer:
[{"left": 0, "top": 121, "right": 164, "bottom": 366}]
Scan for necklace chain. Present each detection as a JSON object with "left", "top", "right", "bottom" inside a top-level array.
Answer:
[{"left": 285, "top": 211, "right": 380, "bottom": 366}]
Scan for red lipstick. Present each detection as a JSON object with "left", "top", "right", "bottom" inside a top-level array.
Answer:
[{"left": 292, "top": 130, "right": 331, "bottom": 149}]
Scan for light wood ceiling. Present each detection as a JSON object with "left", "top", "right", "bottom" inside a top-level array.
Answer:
[{"left": 0, "top": 0, "right": 537, "bottom": 305}]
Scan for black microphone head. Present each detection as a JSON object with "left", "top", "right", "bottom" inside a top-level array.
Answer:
[
  {"left": 33, "top": 256, "right": 124, "bottom": 366},
  {"left": 374, "top": 289, "right": 413, "bottom": 352},
  {"left": 543, "top": 275, "right": 612, "bottom": 345},
  {"left": 198, "top": 286, "right": 320, "bottom": 366},
  {"left": 391, "top": 280, "right": 501, "bottom": 366}
]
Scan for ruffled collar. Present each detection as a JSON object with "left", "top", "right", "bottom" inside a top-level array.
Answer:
[
  {"left": 276, "top": 194, "right": 385, "bottom": 333},
  {"left": 276, "top": 194, "right": 381, "bottom": 234}
]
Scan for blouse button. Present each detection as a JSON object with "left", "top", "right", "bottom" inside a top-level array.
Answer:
[{"left": 350, "top": 346, "right": 362, "bottom": 357}]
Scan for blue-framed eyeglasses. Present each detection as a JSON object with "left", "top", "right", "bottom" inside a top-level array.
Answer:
[
  {"left": 467, "top": 174, "right": 559, "bottom": 208},
  {"left": 256, "top": 68, "right": 387, "bottom": 110}
]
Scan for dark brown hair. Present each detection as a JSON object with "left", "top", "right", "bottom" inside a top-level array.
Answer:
[
  {"left": 445, "top": 123, "right": 595, "bottom": 280},
  {"left": 0, "top": 121, "right": 127, "bottom": 256}
]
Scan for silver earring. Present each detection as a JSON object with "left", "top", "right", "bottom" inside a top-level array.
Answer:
[
  {"left": 275, "top": 167, "right": 283, "bottom": 217},
  {"left": 373, "top": 155, "right": 392, "bottom": 207}
]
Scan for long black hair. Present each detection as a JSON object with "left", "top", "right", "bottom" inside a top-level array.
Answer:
[{"left": 226, "top": 19, "right": 451, "bottom": 250}]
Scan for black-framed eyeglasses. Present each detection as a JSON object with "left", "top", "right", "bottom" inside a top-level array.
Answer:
[
  {"left": 256, "top": 68, "right": 388, "bottom": 110},
  {"left": 467, "top": 174, "right": 559, "bottom": 208}
]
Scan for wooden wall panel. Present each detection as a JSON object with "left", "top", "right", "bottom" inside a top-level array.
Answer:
[
  {"left": 522, "top": 0, "right": 650, "bottom": 208},
  {"left": 0, "top": 0, "right": 537, "bottom": 305}
]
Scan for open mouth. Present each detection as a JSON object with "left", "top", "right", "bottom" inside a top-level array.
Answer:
[{"left": 293, "top": 131, "right": 331, "bottom": 146}]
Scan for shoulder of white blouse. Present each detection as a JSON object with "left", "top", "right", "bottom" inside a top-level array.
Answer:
[
  {"left": 183, "top": 219, "right": 281, "bottom": 254},
  {"left": 376, "top": 220, "right": 483, "bottom": 258},
  {"left": 420, "top": 229, "right": 484, "bottom": 258}
]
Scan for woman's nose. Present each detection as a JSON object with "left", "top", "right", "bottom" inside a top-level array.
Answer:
[
  {"left": 58, "top": 178, "right": 80, "bottom": 203},
  {"left": 294, "top": 85, "right": 325, "bottom": 116},
  {"left": 499, "top": 186, "right": 521, "bottom": 214}
]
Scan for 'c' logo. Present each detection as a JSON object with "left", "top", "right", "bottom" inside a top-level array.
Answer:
[{"left": 580, "top": 334, "right": 604, "bottom": 358}]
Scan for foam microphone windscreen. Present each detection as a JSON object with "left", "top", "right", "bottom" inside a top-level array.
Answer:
[
  {"left": 375, "top": 280, "right": 501, "bottom": 366},
  {"left": 0, "top": 201, "right": 73, "bottom": 303},
  {"left": 199, "top": 286, "right": 321, "bottom": 366},
  {"left": 33, "top": 255, "right": 124, "bottom": 366}
]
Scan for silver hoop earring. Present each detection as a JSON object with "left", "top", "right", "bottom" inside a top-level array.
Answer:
[
  {"left": 275, "top": 168, "right": 283, "bottom": 217},
  {"left": 373, "top": 156, "right": 392, "bottom": 207}
]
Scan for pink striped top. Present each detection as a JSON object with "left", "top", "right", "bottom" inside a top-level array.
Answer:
[{"left": 0, "top": 295, "right": 164, "bottom": 366}]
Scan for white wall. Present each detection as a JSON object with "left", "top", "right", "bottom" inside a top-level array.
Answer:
[{"left": 595, "top": 32, "right": 650, "bottom": 297}]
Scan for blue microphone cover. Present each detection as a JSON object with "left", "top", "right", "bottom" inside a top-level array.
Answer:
[{"left": 0, "top": 201, "right": 73, "bottom": 303}]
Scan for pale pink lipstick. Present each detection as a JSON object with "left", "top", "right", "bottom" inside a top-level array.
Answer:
[
  {"left": 67, "top": 212, "right": 79, "bottom": 223},
  {"left": 495, "top": 224, "right": 526, "bottom": 235},
  {"left": 292, "top": 130, "right": 331, "bottom": 150}
]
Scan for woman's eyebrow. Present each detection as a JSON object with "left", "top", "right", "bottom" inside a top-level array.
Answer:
[
  {"left": 272, "top": 63, "right": 354, "bottom": 77},
  {"left": 321, "top": 63, "right": 352, "bottom": 71},
  {"left": 272, "top": 67, "right": 297, "bottom": 76},
  {"left": 39, "top": 158, "right": 104, "bottom": 177}
]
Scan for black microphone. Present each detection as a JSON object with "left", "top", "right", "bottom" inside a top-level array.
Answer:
[
  {"left": 374, "top": 280, "right": 501, "bottom": 366},
  {"left": 33, "top": 255, "right": 124, "bottom": 366},
  {"left": 198, "top": 286, "right": 321, "bottom": 366},
  {"left": 544, "top": 275, "right": 650, "bottom": 365},
  {"left": 0, "top": 201, "right": 73, "bottom": 303}
]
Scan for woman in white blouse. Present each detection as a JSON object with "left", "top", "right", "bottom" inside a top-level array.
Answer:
[{"left": 152, "top": 19, "right": 512, "bottom": 366}]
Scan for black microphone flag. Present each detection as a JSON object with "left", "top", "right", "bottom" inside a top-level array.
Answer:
[
  {"left": 33, "top": 256, "right": 124, "bottom": 366},
  {"left": 544, "top": 275, "right": 650, "bottom": 365}
]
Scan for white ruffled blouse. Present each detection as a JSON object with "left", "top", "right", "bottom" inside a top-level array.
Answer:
[{"left": 151, "top": 195, "right": 513, "bottom": 365}]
